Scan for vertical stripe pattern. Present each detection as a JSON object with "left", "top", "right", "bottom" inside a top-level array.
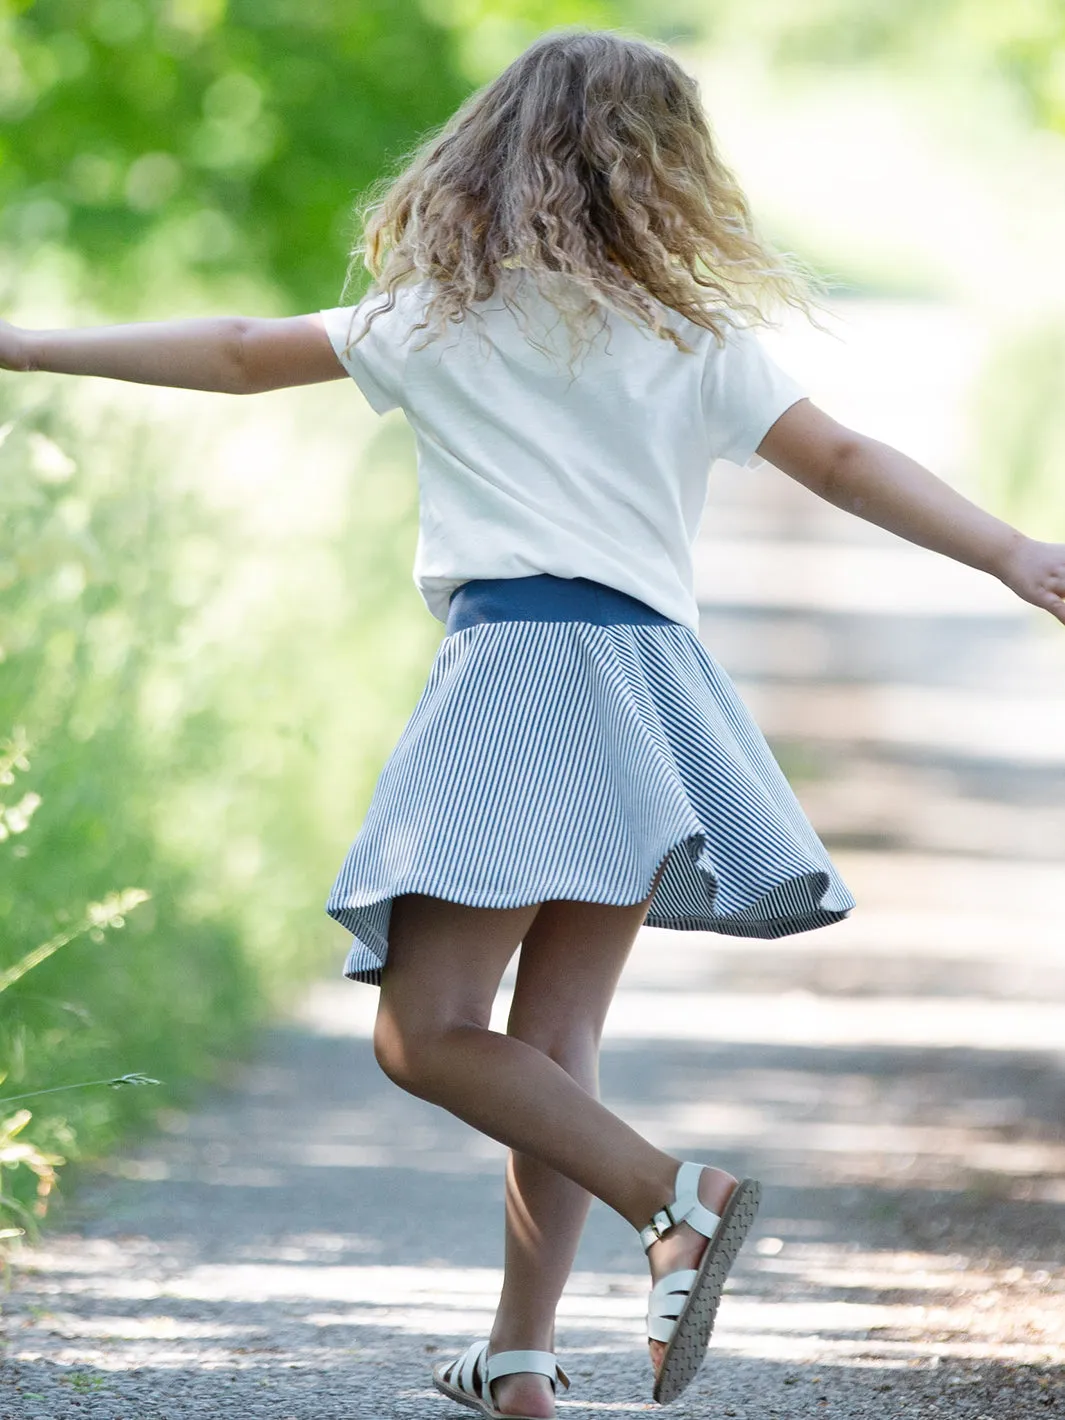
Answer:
[{"left": 326, "top": 576, "right": 856, "bottom": 985}]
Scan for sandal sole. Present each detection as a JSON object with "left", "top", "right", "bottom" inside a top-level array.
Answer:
[{"left": 652, "top": 1175, "right": 762, "bottom": 1405}]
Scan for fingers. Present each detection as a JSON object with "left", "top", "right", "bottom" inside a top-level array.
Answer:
[
  {"left": 1012, "top": 541, "right": 1065, "bottom": 624},
  {"left": 1038, "top": 586, "right": 1065, "bottom": 625}
]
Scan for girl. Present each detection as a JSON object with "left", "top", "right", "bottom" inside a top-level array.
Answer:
[{"left": 4, "top": 26, "right": 1064, "bottom": 1419}]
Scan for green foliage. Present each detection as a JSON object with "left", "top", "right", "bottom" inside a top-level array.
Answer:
[
  {"left": 0, "top": 886, "right": 151, "bottom": 999},
  {"left": 969, "top": 319, "right": 1065, "bottom": 532},
  {"left": 421, "top": 0, "right": 614, "bottom": 82},
  {"left": 0, "top": 339, "right": 439, "bottom": 1229},
  {"left": 0, "top": 388, "right": 258, "bottom": 1218},
  {"left": 0, "top": 1109, "right": 63, "bottom": 1241},
  {"left": 0, "top": 0, "right": 472, "bottom": 312}
]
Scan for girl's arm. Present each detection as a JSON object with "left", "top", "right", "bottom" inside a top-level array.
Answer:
[
  {"left": 757, "top": 398, "right": 1065, "bottom": 626},
  {"left": 0, "top": 313, "right": 346, "bottom": 394}
]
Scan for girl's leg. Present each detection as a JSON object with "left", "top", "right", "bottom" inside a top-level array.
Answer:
[
  {"left": 374, "top": 886, "right": 690, "bottom": 1230},
  {"left": 487, "top": 879, "right": 665, "bottom": 1417},
  {"left": 374, "top": 872, "right": 737, "bottom": 1410}
]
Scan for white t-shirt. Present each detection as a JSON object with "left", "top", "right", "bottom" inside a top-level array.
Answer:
[{"left": 320, "top": 272, "right": 806, "bottom": 633}]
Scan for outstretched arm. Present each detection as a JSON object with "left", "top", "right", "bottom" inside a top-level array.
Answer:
[
  {"left": 0, "top": 312, "right": 346, "bottom": 394},
  {"left": 757, "top": 397, "right": 1065, "bottom": 626}
]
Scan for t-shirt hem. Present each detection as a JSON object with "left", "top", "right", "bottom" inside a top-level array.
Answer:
[
  {"left": 737, "top": 391, "right": 808, "bottom": 470},
  {"left": 320, "top": 306, "right": 396, "bottom": 415}
]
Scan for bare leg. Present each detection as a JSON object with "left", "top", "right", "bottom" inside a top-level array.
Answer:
[
  {"left": 374, "top": 868, "right": 737, "bottom": 1416},
  {"left": 486, "top": 890, "right": 653, "bottom": 1416},
  {"left": 374, "top": 889, "right": 681, "bottom": 1230}
]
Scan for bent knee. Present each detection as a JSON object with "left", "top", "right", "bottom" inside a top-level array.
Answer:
[
  {"left": 507, "top": 1019, "right": 599, "bottom": 1086},
  {"left": 372, "top": 1010, "right": 430, "bottom": 1092},
  {"left": 372, "top": 1001, "right": 491, "bottom": 1094}
]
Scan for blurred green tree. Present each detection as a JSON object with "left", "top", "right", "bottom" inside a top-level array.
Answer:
[{"left": 0, "top": 0, "right": 473, "bottom": 312}]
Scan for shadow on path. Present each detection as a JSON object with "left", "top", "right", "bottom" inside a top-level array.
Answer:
[{"left": 2, "top": 1001, "right": 1063, "bottom": 1418}]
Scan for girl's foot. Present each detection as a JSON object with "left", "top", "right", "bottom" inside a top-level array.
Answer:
[
  {"left": 644, "top": 1164, "right": 739, "bottom": 1379},
  {"left": 489, "top": 1370, "right": 557, "bottom": 1418},
  {"left": 433, "top": 1340, "right": 569, "bottom": 1419},
  {"left": 485, "top": 1335, "right": 561, "bottom": 1419}
]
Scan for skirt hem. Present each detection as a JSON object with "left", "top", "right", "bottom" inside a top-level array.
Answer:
[{"left": 332, "top": 830, "right": 854, "bottom": 988}]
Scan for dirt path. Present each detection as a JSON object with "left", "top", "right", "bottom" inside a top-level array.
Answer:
[{"left": 1, "top": 931, "right": 1063, "bottom": 1418}]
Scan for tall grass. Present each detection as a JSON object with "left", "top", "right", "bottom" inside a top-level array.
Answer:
[{"left": 0, "top": 339, "right": 438, "bottom": 1237}]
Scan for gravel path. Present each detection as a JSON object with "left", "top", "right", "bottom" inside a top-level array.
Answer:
[
  {"left": 1, "top": 972, "right": 1063, "bottom": 1419},
  {"left": 2, "top": 301, "right": 1063, "bottom": 1417}
]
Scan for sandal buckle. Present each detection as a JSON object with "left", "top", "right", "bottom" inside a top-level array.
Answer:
[{"left": 643, "top": 1200, "right": 679, "bottom": 1245}]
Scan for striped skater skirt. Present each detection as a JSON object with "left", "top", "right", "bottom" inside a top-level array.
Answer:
[{"left": 326, "top": 573, "right": 856, "bottom": 986}]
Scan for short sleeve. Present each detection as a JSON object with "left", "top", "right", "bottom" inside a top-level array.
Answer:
[
  {"left": 320, "top": 295, "right": 403, "bottom": 414},
  {"left": 702, "top": 322, "right": 807, "bottom": 470}
]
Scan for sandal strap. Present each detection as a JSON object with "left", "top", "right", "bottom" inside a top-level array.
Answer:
[
  {"left": 646, "top": 1267, "right": 699, "bottom": 1343},
  {"left": 485, "top": 1349, "right": 571, "bottom": 1391},
  {"left": 452, "top": 1339, "right": 490, "bottom": 1398},
  {"left": 640, "top": 1161, "right": 722, "bottom": 1252}
]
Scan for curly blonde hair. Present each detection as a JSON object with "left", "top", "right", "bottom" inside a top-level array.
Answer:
[{"left": 338, "top": 27, "right": 828, "bottom": 359}]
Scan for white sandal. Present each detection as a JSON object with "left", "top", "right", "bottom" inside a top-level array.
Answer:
[
  {"left": 640, "top": 1162, "right": 761, "bottom": 1404},
  {"left": 432, "top": 1339, "right": 571, "bottom": 1420}
]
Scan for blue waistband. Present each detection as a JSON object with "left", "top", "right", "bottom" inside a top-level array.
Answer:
[{"left": 446, "top": 574, "right": 677, "bottom": 634}]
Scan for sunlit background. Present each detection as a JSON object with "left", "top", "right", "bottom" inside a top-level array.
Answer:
[{"left": 1, "top": 4, "right": 1063, "bottom": 1377}]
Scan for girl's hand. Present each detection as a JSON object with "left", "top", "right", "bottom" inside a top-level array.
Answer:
[
  {"left": 0, "top": 317, "right": 32, "bottom": 373},
  {"left": 997, "top": 536, "right": 1065, "bottom": 626}
]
